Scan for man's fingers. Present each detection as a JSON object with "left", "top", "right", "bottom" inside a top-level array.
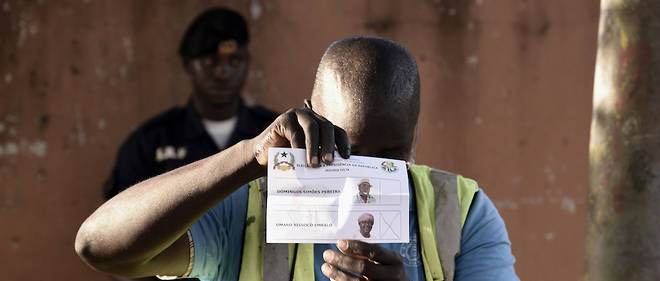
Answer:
[
  {"left": 323, "top": 249, "right": 402, "bottom": 281},
  {"left": 321, "top": 263, "right": 362, "bottom": 281},
  {"left": 334, "top": 125, "right": 351, "bottom": 159},
  {"left": 338, "top": 240, "right": 402, "bottom": 265},
  {"left": 294, "top": 110, "right": 321, "bottom": 166},
  {"left": 278, "top": 111, "right": 306, "bottom": 150},
  {"left": 257, "top": 108, "right": 348, "bottom": 167},
  {"left": 323, "top": 250, "right": 373, "bottom": 278},
  {"left": 309, "top": 111, "right": 335, "bottom": 164}
]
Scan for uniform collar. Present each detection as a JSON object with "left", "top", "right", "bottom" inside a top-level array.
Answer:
[
  {"left": 183, "top": 97, "right": 260, "bottom": 147},
  {"left": 228, "top": 99, "right": 268, "bottom": 145},
  {"left": 183, "top": 99, "right": 210, "bottom": 140}
]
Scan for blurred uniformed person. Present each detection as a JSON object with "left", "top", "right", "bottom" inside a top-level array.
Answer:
[{"left": 104, "top": 8, "right": 277, "bottom": 200}]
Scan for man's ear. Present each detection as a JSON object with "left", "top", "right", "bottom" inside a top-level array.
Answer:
[
  {"left": 182, "top": 59, "right": 193, "bottom": 74},
  {"left": 409, "top": 123, "right": 418, "bottom": 164}
]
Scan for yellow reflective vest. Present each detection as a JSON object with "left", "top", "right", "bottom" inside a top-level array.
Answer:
[{"left": 238, "top": 164, "right": 479, "bottom": 281}]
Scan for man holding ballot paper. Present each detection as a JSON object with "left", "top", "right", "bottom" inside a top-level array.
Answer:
[{"left": 76, "top": 37, "right": 519, "bottom": 281}]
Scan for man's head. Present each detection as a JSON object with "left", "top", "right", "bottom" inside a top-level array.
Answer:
[
  {"left": 358, "top": 213, "right": 375, "bottom": 238},
  {"left": 310, "top": 36, "right": 420, "bottom": 161},
  {"left": 180, "top": 8, "right": 250, "bottom": 108},
  {"left": 358, "top": 178, "right": 372, "bottom": 196}
]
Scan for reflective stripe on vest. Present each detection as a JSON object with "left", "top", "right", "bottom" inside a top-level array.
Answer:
[
  {"left": 409, "top": 165, "right": 478, "bottom": 281},
  {"left": 238, "top": 165, "right": 478, "bottom": 281}
]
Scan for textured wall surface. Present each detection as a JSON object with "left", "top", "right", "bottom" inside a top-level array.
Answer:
[{"left": 0, "top": 1, "right": 598, "bottom": 280}]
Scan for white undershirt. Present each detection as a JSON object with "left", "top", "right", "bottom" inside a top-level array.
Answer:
[{"left": 202, "top": 116, "right": 238, "bottom": 149}]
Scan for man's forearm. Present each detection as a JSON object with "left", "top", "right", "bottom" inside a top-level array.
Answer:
[
  {"left": 75, "top": 107, "right": 350, "bottom": 276},
  {"left": 75, "top": 139, "right": 262, "bottom": 270}
]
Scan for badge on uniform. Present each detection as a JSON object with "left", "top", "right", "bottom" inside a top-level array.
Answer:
[{"left": 155, "top": 146, "right": 187, "bottom": 162}]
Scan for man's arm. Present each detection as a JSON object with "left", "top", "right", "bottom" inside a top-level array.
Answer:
[
  {"left": 454, "top": 190, "right": 520, "bottom": 281},
  {"left": 75, "top": 108, "right": 350, "bottom": 278},
  {"left": 102, "top": 124, "right": 187, "bottom": 281}
]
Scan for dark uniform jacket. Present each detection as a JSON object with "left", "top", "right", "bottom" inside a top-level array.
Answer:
[{"left": 104, "top": 99, "right": 278, "bottom": 199}]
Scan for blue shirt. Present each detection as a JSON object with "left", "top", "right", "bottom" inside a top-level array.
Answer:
[{"left": 187, "top": 185, "right": 518, "bottom": 280}]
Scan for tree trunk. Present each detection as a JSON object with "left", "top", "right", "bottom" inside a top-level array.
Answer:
[{"left": 585, "top": 0, "right": 660, "bottom": 280}]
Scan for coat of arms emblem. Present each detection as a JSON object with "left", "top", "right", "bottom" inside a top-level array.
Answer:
[{"left": 273, "top": 151, "right": 295, "bottom": 171}]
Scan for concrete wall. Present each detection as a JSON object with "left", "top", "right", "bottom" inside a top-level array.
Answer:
[{"left": 0, "top": 0, "right": 598, "bottom": 280}]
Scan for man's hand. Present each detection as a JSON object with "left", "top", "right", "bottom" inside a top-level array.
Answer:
[
  {"left": 321, "top": 240, "right": 411, "bottom": 281},
  {"left": 251, "top": 108, "right": 351, "bottom": 168},
  {"left": 75, "top": 107, "right": 351, "bottom": 278}
]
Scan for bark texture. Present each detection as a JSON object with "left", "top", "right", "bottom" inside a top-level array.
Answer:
[{"left": 585, "top": 0, "right": 660, "bottom": 280}]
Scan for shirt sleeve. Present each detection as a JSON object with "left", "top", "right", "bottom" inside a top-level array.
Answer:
[
  {"left": 187, "top": 208, "right": 225, "bottom": 281},
  {"left": 454, "top": 190, "right": 520, "bottom": 281},
  {"left": 186, "top": 185, "right": 249, "bottom": 281},
  {"left": 156, "top": 231, "right": 194, "bottom": 280}
]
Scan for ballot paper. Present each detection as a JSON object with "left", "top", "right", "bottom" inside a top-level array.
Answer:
[{"left": 266, "top": 148, "right": 409, "bottom": 243}]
